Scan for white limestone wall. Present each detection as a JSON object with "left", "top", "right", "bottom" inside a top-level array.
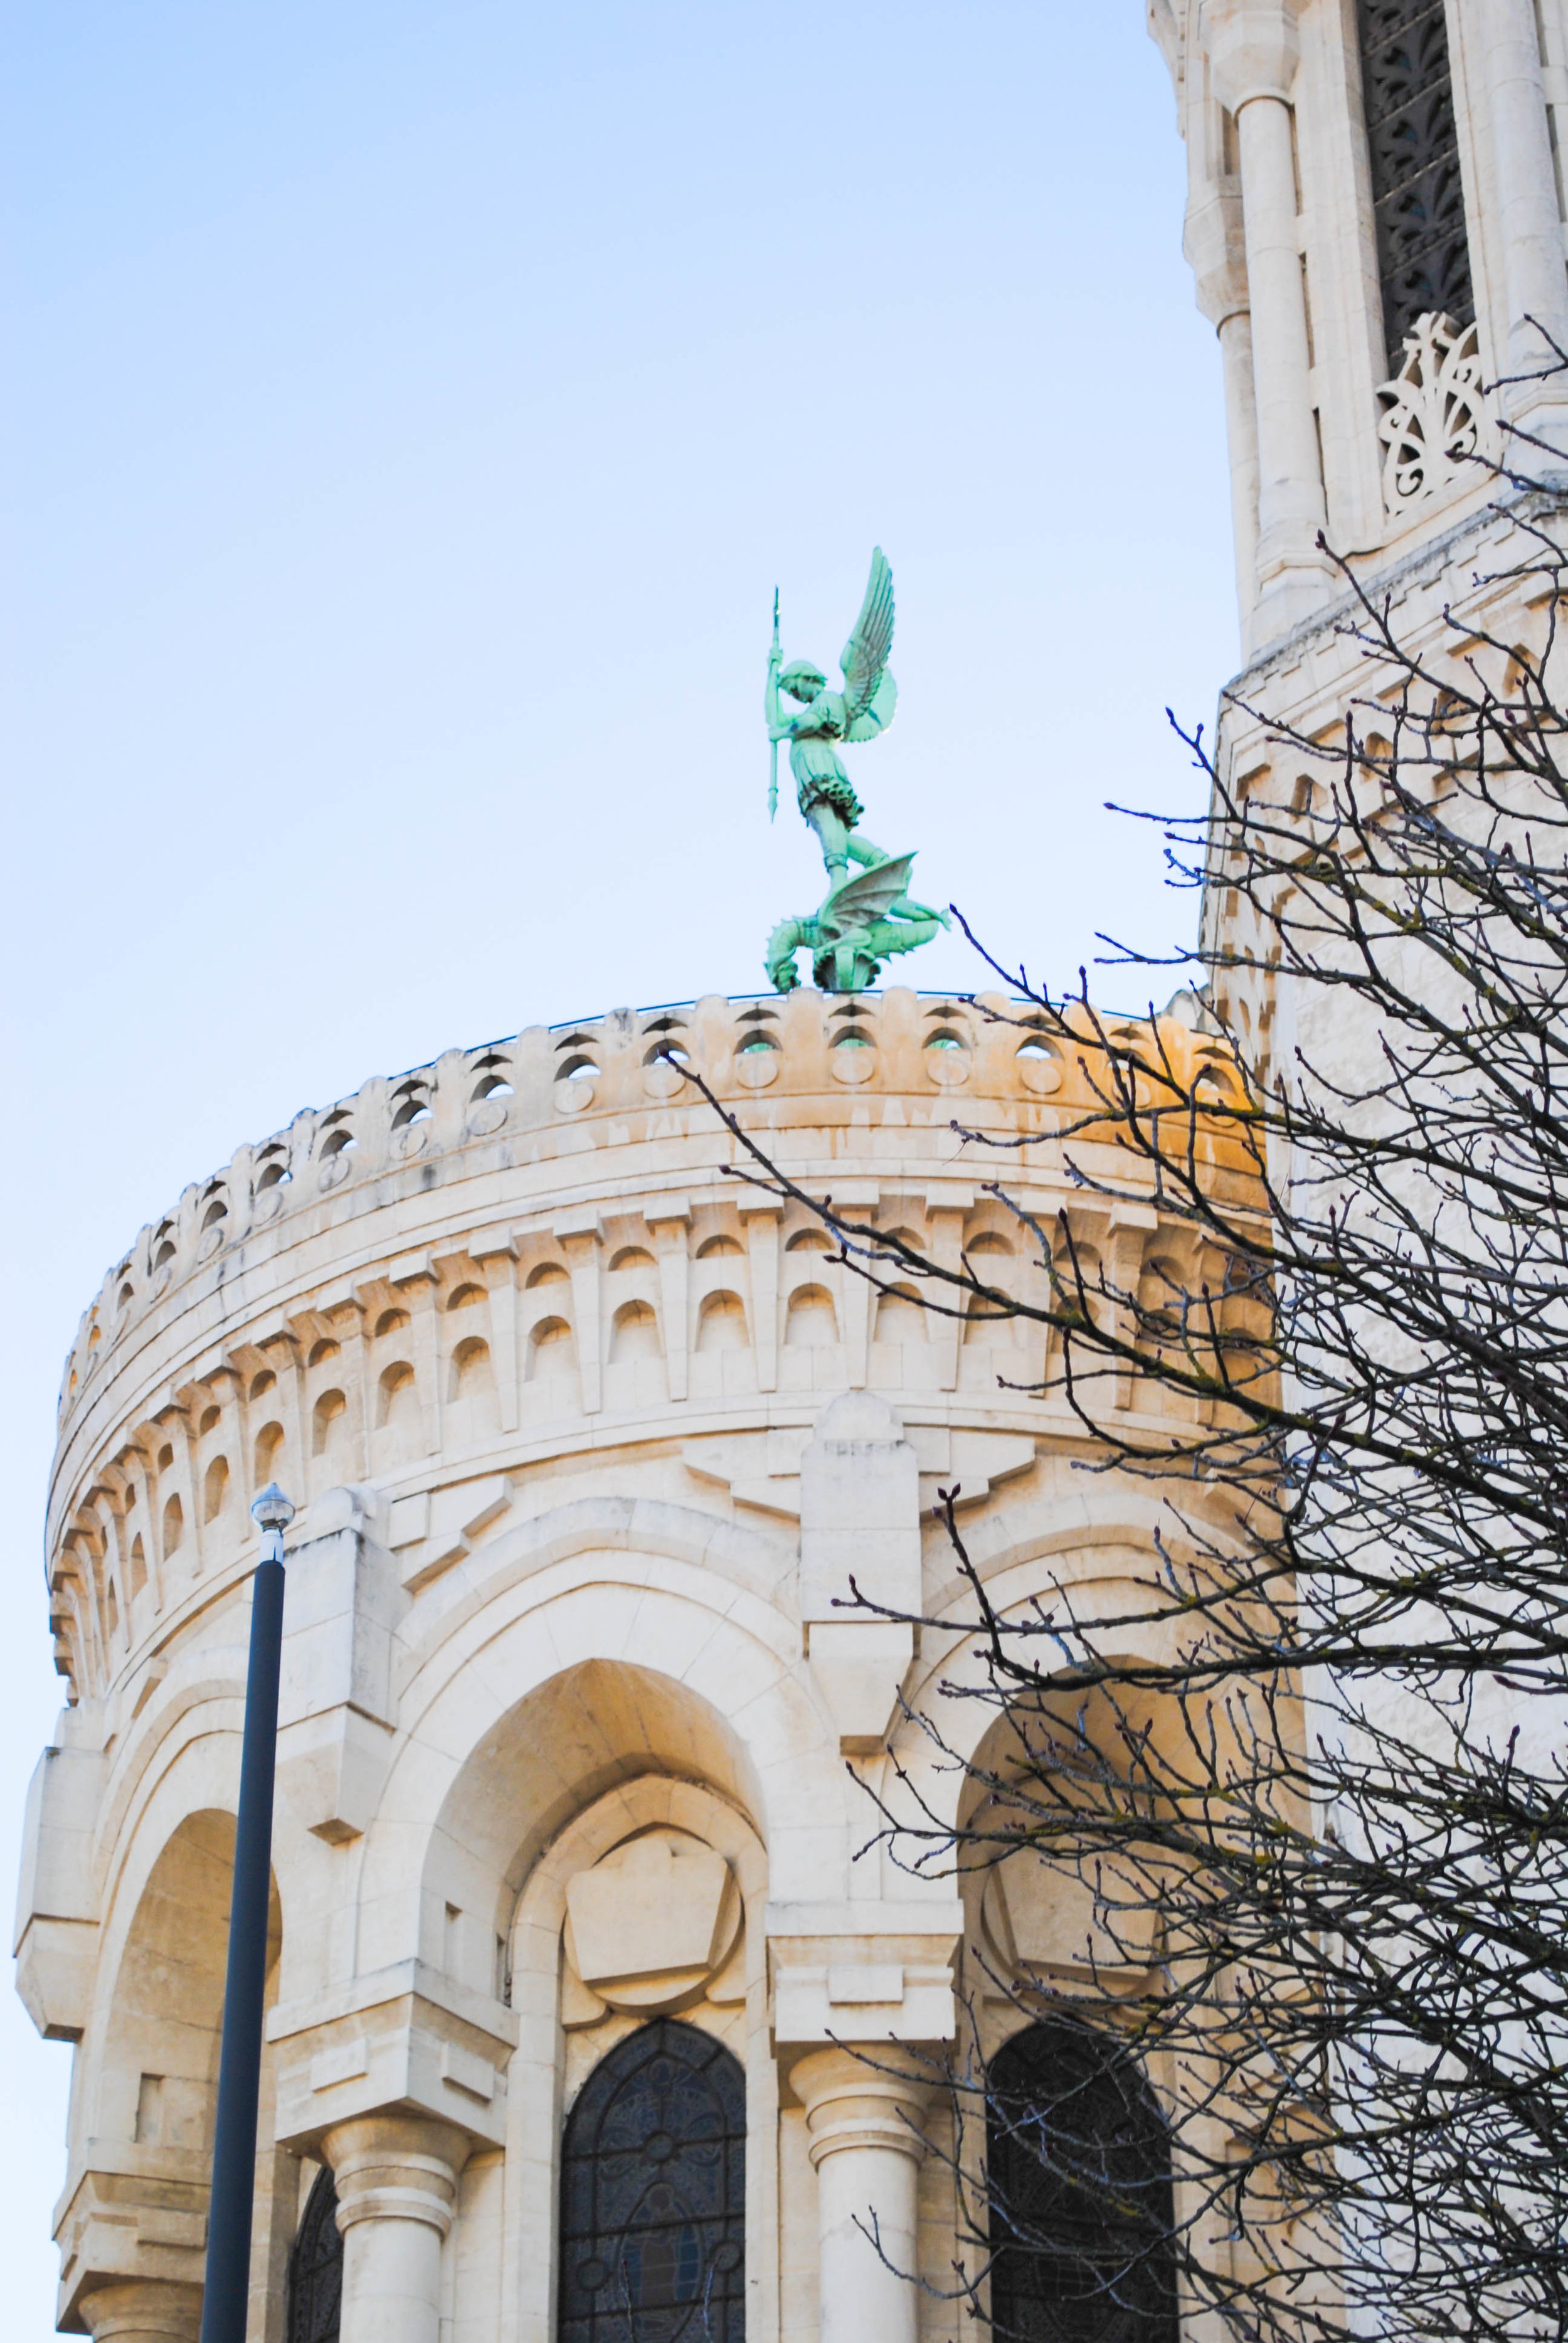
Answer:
[{"left": 18, "top": 986, "right": 1244, "bottom": 2343}]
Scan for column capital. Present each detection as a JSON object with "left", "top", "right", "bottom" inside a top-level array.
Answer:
[
  {"left": 1199, "top": 0, "right": 1300, "bottom": 112},
  {"left": 790, "top": 2046, "right": 932, "bottom": 2169},
  {"left": 74, "top": 2281, "right": 202, "bottom": 2343},
  {"left": 323, "top": 2113, "right": 471, "bottom": 2241}
]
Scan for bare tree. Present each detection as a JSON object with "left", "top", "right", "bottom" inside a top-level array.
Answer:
[{"left": 690, "top": 467, "right": 1568, "bottom": 2341}]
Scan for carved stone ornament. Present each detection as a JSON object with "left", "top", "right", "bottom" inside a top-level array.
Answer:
[
  {"left": 563, "top": 1829, "right": 741, "bottom": 2014},
  {"left": 1376, "top": 311, "right": 1497, "bottom": 518}
]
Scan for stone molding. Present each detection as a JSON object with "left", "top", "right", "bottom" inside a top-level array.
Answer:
[
  {"left": 270, "top": 1959, "right": 519, "bottom": 2156},
  {"left": 768, "top": 1905, "right": 963, "bottom": 2051},
  {"left": 53, "top": 2155, "right": 209, "bottom": 2333}
]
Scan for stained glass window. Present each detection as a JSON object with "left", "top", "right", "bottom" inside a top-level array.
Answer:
[
  {"left": 287, "top": 2165, "right": 342, "bottom": 2343},
  {"left": 1357, "top": 0, "right": 1474, "bottom": 369},
  {"left": 559, "top": 2019, "right": 746, "bottom": 2343},
  {"left": 987, "top": 2021, "right": 1177, "bottom": 2343}
]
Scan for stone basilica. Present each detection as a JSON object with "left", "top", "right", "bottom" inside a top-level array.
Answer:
[{"left": 17, "top": 4, "right": 1568, "bottom": 2341}]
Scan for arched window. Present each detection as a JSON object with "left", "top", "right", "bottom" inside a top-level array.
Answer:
[
  {"left": 987, "top": 2021, "right": 1175, "bottom": 2343},
  {"left": 559, "top": 2017, "right": 745, "bottom": 2343},
  {"left": 287, "top": 2165, "right": 342, "bottom": 2343}
]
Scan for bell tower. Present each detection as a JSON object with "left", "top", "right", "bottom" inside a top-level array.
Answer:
[{"left": 1151, "top": 0, "right": 1568, "bottom": 651}]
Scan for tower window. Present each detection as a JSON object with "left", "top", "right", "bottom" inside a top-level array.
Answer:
[{"left": 1357, "top": 0, "right": 1473, "bottom": 368}]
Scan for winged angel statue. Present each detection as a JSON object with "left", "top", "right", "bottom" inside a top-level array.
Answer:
[{"left": 763, "top": 547, "right": 947, "bottom": 992}]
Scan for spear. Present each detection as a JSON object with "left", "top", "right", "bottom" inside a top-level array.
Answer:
[{"left": 767, "top": 586, "right": 780, "bottom": 821}]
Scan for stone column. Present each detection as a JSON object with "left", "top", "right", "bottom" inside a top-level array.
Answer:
[
  {"left": 1184, "top": 151, "right": 1259, "bottom": 634},
  {"left": 75, "top": 2282, "right": 201, "bottom": 2343},
  {"left": 1217, "top": 309, "right": 1261, "bottom": 622},
  {"left": 1205, "top": 0, "right": 1331, "bottom": 634},
  {"left": 324, "top": 2114, "right": 470, "bottom": 2343},
  {"left": 1485, "top": 0, "right": 1568, "bottom": 444},
  {"left": 792, "top": 2049, "right": 930, "bottom": 2343}
]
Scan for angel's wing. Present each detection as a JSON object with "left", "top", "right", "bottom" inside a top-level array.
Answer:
[
  {"left": 817, "top": 854, "right": 916, "bottom": 943},
  {"left": 839, "top": 546, "right": 896, "bottom": 731}
]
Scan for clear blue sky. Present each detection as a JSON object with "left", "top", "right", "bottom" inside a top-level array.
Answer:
[{"left": 0, "top": 5, "right": 1234, "bottom": 2327}]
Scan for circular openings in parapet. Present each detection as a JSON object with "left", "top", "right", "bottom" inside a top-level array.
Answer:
[
  {"left": 829, "top": 1016, "right": 875, "bottom": 1085},
  {"left": 201, "top": 1194, "right": 228, "bottom": 1230},
  {"left": 152, "top": 1221, "right": 177, "bottom": 1270},
  {"left": 555, "top": 1026, "right": 603, "bottom": 1110},
  {"left": 924, "top": 1024, "right": 971, "bottom": 1086},
  {"left": 1015, "top": 1027, "right": 1063, "bottom": 1097},
  {"left": 319, "top": 1125, "right": 356, "bottom": 1159},
  {"left": 734, "top": 1016, "right": 781, "bottom": 1088},
  {"left": 256, "top": 1149, "right": 292, "bottom": 1191},
  {"left": 735, "top": 1006, "right": 780, "bottom": 1079},
  {"left": 1195, "top": 1054, "right": 1244, "bottom": 1104},
  {"left": 117, "top": 1280, "right": 135, "bottom": 1318},
  {"left": 471, "top": 1051, "right": 514, "bottom": 1102},
  {"left": 374, "top": 1307, "right": 411, "bottom": 1337},
  {"left": 469, "top": 1054, "right": 515, "bottom": 1135}
]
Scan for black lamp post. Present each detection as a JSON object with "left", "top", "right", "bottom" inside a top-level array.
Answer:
[{"left": 199, "top": 1481, "right": 295, "bottom": 2343}]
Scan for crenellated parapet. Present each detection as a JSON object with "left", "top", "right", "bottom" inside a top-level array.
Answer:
[{"left": 45, "top": 987, "right": 1245, "bottom": 1711}]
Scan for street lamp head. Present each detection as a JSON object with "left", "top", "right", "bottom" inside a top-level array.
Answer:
[{"left": 251, "top": 1484, "right": 296, "bottom": 1535}]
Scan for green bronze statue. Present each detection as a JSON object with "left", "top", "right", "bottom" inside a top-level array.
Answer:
[{"left": 763, "top": 547, "right": 948, "bottom": 992}]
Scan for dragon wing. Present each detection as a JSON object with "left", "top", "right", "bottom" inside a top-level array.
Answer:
[
  {"left": 816, "top": 854, "right": 917, "bottom": 943},
  {"left": 839, "top": 546, "right": 896, "bottom": 736}
]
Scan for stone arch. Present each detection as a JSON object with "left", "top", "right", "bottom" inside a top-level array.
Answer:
[
  {"left": 889, "top": 1514, "right": 1246, "bottom": 1854},
  {"left": 354, "top": 1548, "right": 849, "bottom": 1975},
  {"left": 420, "top": 1659, "right": 774, "bottom": 1975},
  {"left": 97, "top": 1809, "right": 250, "bottom": 2150},
  {"left": 81, "top": 1790, "right": 290, "bottom": 2340},
  {"left": 695, "top": 1291, "right": 748, "bottom": 1352},
  {"left": 783, "top": 1283, "right": 838, "bottom": 1347},
  {"left": 448, "top": 1333, "right": 500, "bottom": 1442}
]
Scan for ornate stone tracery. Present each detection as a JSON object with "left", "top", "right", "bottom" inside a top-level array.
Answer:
[{"left": 1376, "top": 311, "right": 1497, "bottom": 516}]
